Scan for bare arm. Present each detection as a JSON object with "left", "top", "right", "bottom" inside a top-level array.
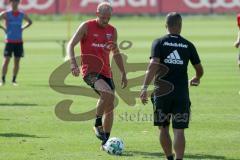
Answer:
[
  {"left": 22, "top": 14, "right": 32, "bottom": 30},
  {"left": 0, "top": 11, "right": 6, "bottom": 32},
  {"left": 140, "top": 58, "right": 160, "bottom": 105},
  {"left": 112, "top": 28, "right": 128, "bottom": 88},
  {"left": 189, "top": 63, "right": 204, "bottom": 86},
  {"left": 66, "top": 22, "right": 87, "bottom": 77}
]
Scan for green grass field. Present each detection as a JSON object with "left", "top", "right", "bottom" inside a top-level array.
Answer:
[{"left": 0, "top": 15, "right": 240, "bottom": 160}]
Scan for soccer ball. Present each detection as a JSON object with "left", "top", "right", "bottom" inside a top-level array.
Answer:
[{"left": 104, "top": 137, "right": 124, "bottom": 155}]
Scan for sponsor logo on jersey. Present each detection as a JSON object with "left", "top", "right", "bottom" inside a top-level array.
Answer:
[
  {"left": 106, "top": 33, "right": 112, "bottom": 40},
  {"left": 163, "top": 42, "right": 188, "bottom": 48},
  {"left": 91, "top": 43, "right": 105, "bottom": 48},
  {"left": 93, "top": 34, "right": 99, "bottom": 37},
  {"left": 164, "top": 50, "right": 183, "bottom": 65}
]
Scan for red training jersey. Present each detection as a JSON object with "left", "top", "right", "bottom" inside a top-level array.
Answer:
[
  {"left": 237, "top": 13, "right": 240, "bottom": 28},
  {"left": 80, "top": 19, "right": 115, "bottom": 78}
]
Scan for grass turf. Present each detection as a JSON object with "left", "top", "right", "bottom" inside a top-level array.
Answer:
[{"left": 0, "top": 15, "right": 240, "bottom": 160}]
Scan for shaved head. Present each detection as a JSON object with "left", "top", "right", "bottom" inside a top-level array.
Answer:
[
  {"left": 97, "top": 2, "right": 112, "bottom": 14},
  {"left": 165, "top": 12, "right": 182, "bottom": 34},
  {"left": 166, "top": 12, "right": 182, "bottom": 28}
]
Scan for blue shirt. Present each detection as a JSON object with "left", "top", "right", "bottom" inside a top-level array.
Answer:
[{"left": 5, "top": 10, "right": 24, "bottom": 43}]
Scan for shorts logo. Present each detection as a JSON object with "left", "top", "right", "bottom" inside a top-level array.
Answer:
[{"left": 164, "top": 50, "right": 183, "bottom": 65}]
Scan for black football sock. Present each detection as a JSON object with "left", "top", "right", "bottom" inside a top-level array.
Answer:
[
  {"left": 167, "top": 155, "right": 174, "bottom": 160},
  {"left": 101, "top": 133, "right": 110, "bottom": 145},
  {"left": 105, "top": 132, "right": 110, "bottom": 140},
  {"left": 95, "top": 115, "right": 103, "bottom": 127},
  {"left": 12, "top": 76, "right": 17, "bottom": 82},
  {"left": 2, "top": 76, "right": 5, "bottom": 83},
  {"left": 176, "top": 159, "right": 182, "bottom": 160}
]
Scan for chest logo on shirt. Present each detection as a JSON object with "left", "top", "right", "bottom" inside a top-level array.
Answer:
[
  {"left": 164, "top": 50, "right": 184, "bottom": 65},
  {"left": 106, "top": 33, "right": 112, "bottom": 40},
  {"left": 93, "top": 34, "right": 99, "bottom": 37}
]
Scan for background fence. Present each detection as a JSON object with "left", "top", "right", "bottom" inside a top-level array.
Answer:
[{"left": 0, "top": 0, "right": 239, "bottom": 14}]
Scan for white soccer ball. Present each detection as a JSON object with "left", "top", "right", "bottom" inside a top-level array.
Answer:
[{"left": 104, "top": 137, "right": 124, "bottom": 155}]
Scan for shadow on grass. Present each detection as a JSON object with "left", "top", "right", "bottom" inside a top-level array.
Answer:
[
  {"left": 123, "top": 151, "right": 237, "bottom": 160},
  {"left": 0, "top": 103, "right": 38, "bottom": 107},
  {"left": 122, "top": 151, "right": 164, "bottom": 158},
  {"left": 28, "top": 84, "right": 49, "bottom": 88},
  {"left": 185, "top": 154, "right": 237, "bottom": 160},
  {"left": 0, "top": 133, "right": 48, "bottom": 138},
  {"left": 0, "top": 118, "right": 10, "bottom": 121}
]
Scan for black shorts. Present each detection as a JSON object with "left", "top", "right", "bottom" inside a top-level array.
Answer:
[
  {"left": 151, "top": 93, "right": 191, "bottom": 129},
  {"left": 4, "top": 43, "right": 24, "bottom": 58},
  {"left": 83, "top": 73, "right": 115, "bottom": 94}
]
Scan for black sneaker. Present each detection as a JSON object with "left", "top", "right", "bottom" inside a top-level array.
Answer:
[{"left": 93, "top": 126, "right": 106, "bottom": 141}]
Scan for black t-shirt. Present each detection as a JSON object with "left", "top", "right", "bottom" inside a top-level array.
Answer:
[{"left": 151, "top": 34, "right": 201, "bottom": 95}]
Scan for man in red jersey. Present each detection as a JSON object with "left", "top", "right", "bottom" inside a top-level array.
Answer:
[
  {"left": 234, "top": 13, "right": 240, "bottom": 68},
  {"left": 0, "top": 0, "right": 32, "bottom": 86},
  {"left": 67, "top": 2, "right": 127, "bottom": 148}
]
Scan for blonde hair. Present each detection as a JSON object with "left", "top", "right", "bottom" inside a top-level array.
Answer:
[{"left": 97, "top": 2, "right": 112, "bottom": 14}]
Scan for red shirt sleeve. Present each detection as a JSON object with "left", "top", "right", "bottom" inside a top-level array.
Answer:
[{"left": 237, "top": 14, "right": 240, "bottom": 28}]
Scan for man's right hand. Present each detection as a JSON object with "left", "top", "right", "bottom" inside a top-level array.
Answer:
[
  {"left": 71, "top": 63, "right": 80, "bottom": 77},
  {"left": 140, "top": 89, "right": 148, "bottom": 105},
  {"left": 234, "top": 41, "right": 240, "bottom": 48}
]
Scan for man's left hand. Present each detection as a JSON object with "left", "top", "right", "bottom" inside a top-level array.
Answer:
[{"left": 189, "top": 76, "right": 200, "bottom": 86}]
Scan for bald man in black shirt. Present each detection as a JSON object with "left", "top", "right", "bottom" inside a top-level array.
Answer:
[{"left": 140, "top": 12, "right": 204, "bottom": 160}]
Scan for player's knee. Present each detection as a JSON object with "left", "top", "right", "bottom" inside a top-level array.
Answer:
[
  {"left": 14, "top": 63, "right": 20, "bottom": 68},
  {"left": 173, "top": 129, "right": 184, "bottom": 137},
  {"left": 100, "top": 91, "right": 114, "bottom": 103},
  {"left": 14, "top": 61, "right": 20, "bottom": 66},
  {"left": 3, "top": 58, "right": 10, "bottom": 65},
  {"left": 100, "top": 89, "right": 114, "bottom": 97},
  {"left": 159, "top": 126, "right": 170, "bottom": 134}
]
